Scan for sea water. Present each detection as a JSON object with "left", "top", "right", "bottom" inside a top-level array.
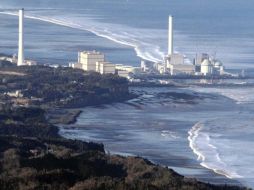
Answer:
[
  {"left": 59, "top": 85, "right": 254, "bottom": 187},
  {"left": 1, "top": 0, "right": 254, "bottom": 188},
  {"left": 1, "top": 0, "right": 254, "bottom": 68}
]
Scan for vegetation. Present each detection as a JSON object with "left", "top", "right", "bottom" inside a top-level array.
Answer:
[
  {"left": 0, "top": 65, "right": 134, "bottom": 108},
  {"left": 0, "top": 64, "right": 250, "bottom": 190},
  {"left": 0, "top": 106, "right": 250, "bottom": 190}
]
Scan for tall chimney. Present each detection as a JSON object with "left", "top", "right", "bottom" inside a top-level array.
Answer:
[
  {"left": 168, "top": 15, "right": 173, "bottom": 56},
  {"left": 18, "top": 9, "right": 24, "bottom": 66}
]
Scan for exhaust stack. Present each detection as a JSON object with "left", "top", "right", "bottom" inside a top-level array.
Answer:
[
  {"left": 17, "top": 9, "right": 24, "bottom": 66},
  {"left": 168, "top": 15, "right": 173, "bottom": 56}
]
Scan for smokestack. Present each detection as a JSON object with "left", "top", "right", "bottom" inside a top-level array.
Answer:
[
  {"left": 168, "top": 15, "right": 173, "bottom": 56},
  {"left": 18, "top": 9, "right": 24, "bottom": 66}
]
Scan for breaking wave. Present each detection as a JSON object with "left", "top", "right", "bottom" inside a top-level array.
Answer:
[
  {"left": 0, "top": 10, "right": 166, "bottom": 63},
  {"left": 188, "top": 122, "right": 243, "bottom": 179}
]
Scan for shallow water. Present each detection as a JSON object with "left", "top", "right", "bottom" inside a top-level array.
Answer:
[{"left": 59, "top": 85, "right": 254, "bottom": 187}]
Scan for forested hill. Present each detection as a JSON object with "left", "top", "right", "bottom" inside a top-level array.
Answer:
[{"left": 0, "top": 65, "right": 134, "bottom": 108}]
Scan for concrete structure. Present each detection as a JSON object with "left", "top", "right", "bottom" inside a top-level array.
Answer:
[
  {"left": 201, "top": 59, "right": 213, "bottom": 76},
  {"left": 96, "top": 61, "right": 115, "bottom": 74},
  {"left": 166, "top": 53, "right": 185, "bottom": 66},
  {"left": 117, "top": 70, "right": 130, "bottom": 78},
  {"left": 157, "top": 63, "right": 166, "bottom": 74},
  {"left": 195, "top": 53, "right": 209, "bottom": 65},
  {"left": 78, "top": 51, "right": 105, "bottom": 71},
  {"left": 115, "top": 64, "right": 141, "bottom": 75},
  {"left": 163, "top": 15, "right": 195, "bottom": 75},
  {"left": 219, "top": 66, "right": 224, "bottom": 75},
  {"left": 69, "top": 62, "right": 79, "bottom": 68},
  {"left": 169, "top": 64, "right": 195, "bottom": 75},
  {"left": 25, "top": 60, "right": 37, "bottom": 66},
  {"left": 141, "top": 60, "right": 149, "bottom": 72},
  {"left": 18, "top": 9, "right": 25, "bottom": 66},
  {"left": 214, "top": 61, "right": 222, "bottom": 69},
  {"left": 168, "top": 16, "right": 173, "bottom": 56},
  {"left": 69, "top": 62, "right": 82, "bottom": 69}
]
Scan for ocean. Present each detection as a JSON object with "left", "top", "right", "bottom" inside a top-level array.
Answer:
[
  {"left": 59, "top": 83, "right": 254, "bottom": 187},
  {"left": 1, "top": 0, "right": 254, "bottom": 188},
  {"left": 1, "top": 0, "right": 254, "bottom": 68}
]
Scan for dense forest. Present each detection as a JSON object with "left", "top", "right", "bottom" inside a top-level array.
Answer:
[{"left": 0, "top": 65, "right": 134, "bottom": 108}]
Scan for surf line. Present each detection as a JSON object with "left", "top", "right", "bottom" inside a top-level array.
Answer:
[
  {"left": 188, "top": 121, "right": 243, "bottom": 179},
  {"left": 0, "top": 11, "right": 163, "bottom": 63}
]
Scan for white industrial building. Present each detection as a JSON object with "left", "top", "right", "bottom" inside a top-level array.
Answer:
[
  {"left": 70, "top": 50, "right": 105, "bottom": 71},
  {"left": 115, "top": 64, "right": 141, "bottom": 75},
  {"left": 169, "top": 64, "right": 195, "bottom": 75},
  {"left": 96, "top": 61, "right": 116, "bottom": 74},
  {"left": 155, "top": 63, "right": 166, "bottom": 74},
  {"left": 70, "top": 51, "right": 116, "bottom": 75},
  {"left": 25, "top": 60, "right": 37, "bottom": 66},
  {"left": 193, "top": 52, "right": 225, "bottom": 76},
  {"left": 195, "top": 53, "right": 209, "bottom": 65},
  {"left": 165, "top": 53, "right": 185, "bottom": 67},
  {"left": 200, "top": 59, "right": 213, "bottom": 76},
  {"left": 141, "top": 60, "right": 149, "bottom": 72},
  {"left": 117, "top": 70, "right": 130, "bottom": 78},
  {"left": 77, "top": 51, "right": 105, "bottom": 71}
]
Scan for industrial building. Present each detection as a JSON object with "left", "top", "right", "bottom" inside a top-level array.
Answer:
[
  {"left": 165, "top": 53, "right": 185, "bottom": 67},
  {"left": 115, "top": 64, "right": 141, "bottom": 74},
  {"left": 192, "top": 53, "right": 224, "bottom": 76},
  {"left": 70, "top": 51, "right": 116, "bottom": 75},
  {"left": 78, "top": 51, "right": 105, "bottom": 71},
  {"left": 195, "top": 53, "right": 209, "bottom": 65},
  {"left": 117, "top": 70, "right": 130, "bottom": 78},
  {"left": 200, "top": 59, "right": 213, "bottom": 76},
  {"left": 68, "top": 15, "right": 227, "bottom": 80},
  {"left": 96, "top": 62, "right": 116, "bottom": 75},
  {"left": 25, "top": 60, "right": 37, "bottom": 66},
  {"left": 169, "top": 64, "right": 195, "bottom": 75},
  {"left": 161, "top": 15, "right": 226, "bottom": 77}
]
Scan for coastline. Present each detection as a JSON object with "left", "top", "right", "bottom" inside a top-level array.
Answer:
[
  {"left": 57, "top": 108, "right": 245, "bottom": 188},
  {"left": 188, "top": 122, "right": 242, "bottom": 180},
  {"left": 46, "top": 93, "right": 137, "bottom": 125},
  {"left": 0, "top": 106, "right": 248, "bottom": 189},
  {"left": 57, "top": 86, "right": 251, "bottom": 189},
  {"left": 57, "top": 114, "right": 247, "bottom": 189},
  {"left": 0, "top": 63, "right": 251, "bottom": 189}
]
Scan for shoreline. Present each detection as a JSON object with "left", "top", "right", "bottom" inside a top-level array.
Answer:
[
  {"left": 58, "top": 123, "right": 245, "bottom": 188},
  {"left": 0, "top": 64, "right": 250, "bottom": 189},
  {"left": 57, "top": 106, "right": 246, "bottom": 188},
  {"left": 56, "top": 84, "right": 253, "bottom": 189},
  {"left": 188, "top": 122, "right": 242, "bottom": 180},
  {"left": 46, "top": 94, "right": 137, "bottom": 125},
  {"left": 0, "top": 106, "right": 247, "bottom": 189}
]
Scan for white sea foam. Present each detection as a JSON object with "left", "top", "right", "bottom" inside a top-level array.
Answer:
[
  {"left": 192, "top": 86, "right": 254, "bottom": 104},
  {"left": 161, "top": 130, "right": 179, "bottom": 139},
  {"left": 0, "top": 10, "right": 166, "bottom": 63},
  {"left": 188, "top": 122, "right": 243, "bottom": 179}
]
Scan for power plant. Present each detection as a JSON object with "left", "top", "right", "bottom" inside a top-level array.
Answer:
[
  {"left": 70, "top": 15, "right": 227, "bottom": 80},
  {"left": 160, "top": 15, "right": 224, "bottom": 76},
  {"left": 17, "top": 9, "right": 25, "bottom": 66},
  {"left": 168, "top": 15, "right": 173, "bottom": 56},
  {"left": 1, "top": 9, "right": 228, "bottom": 78}
]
